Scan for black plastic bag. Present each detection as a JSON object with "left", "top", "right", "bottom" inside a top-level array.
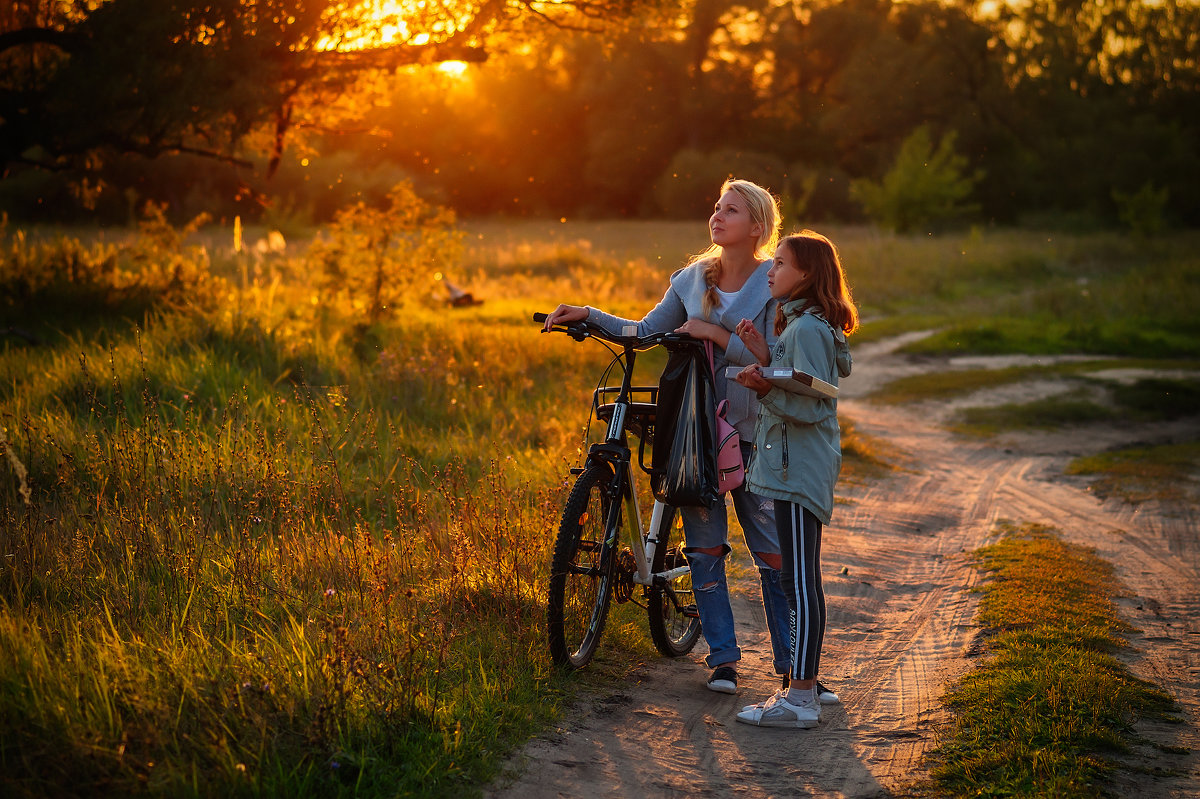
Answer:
[{"left": 651, "top": 346, "right": 718, "bottom": 508}]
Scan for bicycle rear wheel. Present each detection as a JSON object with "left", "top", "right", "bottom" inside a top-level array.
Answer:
[
  {"left": 547, "top": 462, "right": 622, "bottom": 669},
  {"left": 647, "top": 506, "right": 702, "bottom": 657}
]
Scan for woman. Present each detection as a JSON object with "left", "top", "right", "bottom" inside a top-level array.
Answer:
[{"left": 543, "top": 178, "right": 793, "bottom": 693}]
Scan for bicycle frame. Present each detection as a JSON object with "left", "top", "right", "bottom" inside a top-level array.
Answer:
[
  {"left": 542, "top": 316, "right": 698, "bottom": 587},
  {"left": 584, "top": 324, "right": 693, "bottom": 591},
  {"left": 539, "top": 311, "right": 703, "bottom": 668}
]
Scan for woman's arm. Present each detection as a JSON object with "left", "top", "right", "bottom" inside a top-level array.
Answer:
[{"left": 673, "top": 318, "right": 731, "bottom": 349}]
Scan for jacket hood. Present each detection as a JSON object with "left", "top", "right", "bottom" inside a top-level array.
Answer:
[{"left": 783, "top": 299, "right": 852, "bottom": 378}]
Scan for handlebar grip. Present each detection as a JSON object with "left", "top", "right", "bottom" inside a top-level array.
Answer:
[{"left": 533, "top": 312, "right": 548, "bottom": 323}]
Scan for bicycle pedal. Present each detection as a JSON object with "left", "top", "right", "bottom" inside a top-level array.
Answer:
[{"left": 682, "top": 605, "right": 699, "bottom": 618}]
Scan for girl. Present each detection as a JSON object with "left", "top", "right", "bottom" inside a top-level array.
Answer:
[
  {"left": 732, "top": 230, "right": 857, "bottom": 728},
  {"left": 542, "top": 179, "right": 793, "bottom": 695}
]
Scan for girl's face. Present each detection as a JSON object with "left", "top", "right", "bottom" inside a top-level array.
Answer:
[
  {"left": 709, "top": 190, "right": 762, "bottom": 249},
  {"left": 767, "top": 243, "right": 806, "bottom": 300}
]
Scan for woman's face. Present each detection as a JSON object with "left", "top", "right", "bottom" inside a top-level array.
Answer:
[
  {"left": 709, "top": 189, "right": 762, "bottom": 249},
  {"left": 767, "top": 243, "right": 806, "bottom": 300}
]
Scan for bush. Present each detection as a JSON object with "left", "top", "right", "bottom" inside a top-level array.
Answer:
[
  {"left": 851, "top": 126, "right": 981, "bottom": 233},
  {"left": 1112, "top": 182, "right": 1169, "bottom": 238},
  {"left": 307, "top": 182, "right": 464, "bottom": 323}
]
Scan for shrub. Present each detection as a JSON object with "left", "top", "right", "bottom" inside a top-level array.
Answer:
[
  {"left": 851, "top": 126, "right": 981, "bottom": 233},
  {"left": 307, "top": 182, "right": 464, "bottom": 323},
  {"left": 1112, "top": 182, "right": 1169, "bottom": 238}
]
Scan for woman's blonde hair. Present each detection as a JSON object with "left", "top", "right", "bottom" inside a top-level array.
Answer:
[
  {"left": 691, "top": 178, "right": 782, "bottom": 317},
  {"left": 773, "top": 230, "right": 859, "bottom": 336}
]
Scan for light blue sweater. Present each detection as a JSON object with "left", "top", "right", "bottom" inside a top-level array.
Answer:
[
  {"left": 584, "top": 259, "right": 778, "bottom": 439},
  {"left": 745, "top": 301, "right": 853, "bottom": 524}
]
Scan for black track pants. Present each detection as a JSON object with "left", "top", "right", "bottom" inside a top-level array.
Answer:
[{"left": 775, "top": 500, "right": 826, "bottom": 681}]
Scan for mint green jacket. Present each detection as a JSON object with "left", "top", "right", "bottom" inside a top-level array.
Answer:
[{"left": 745, "top": 300, "right": 852, "bottom": 524}]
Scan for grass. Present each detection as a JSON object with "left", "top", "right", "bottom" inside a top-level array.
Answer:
[
  {"left": 951, "top": 375, "right": 1200, "bottom": 436},
  {"left": 926, "top": 523, "right": 1181, "bottom": 798},
  {"left": 1066, "top": 442, "right": 1200, "bottom": 504},
  {"left": 1, "top": 217, "right": 1197, "bottom": 796}
]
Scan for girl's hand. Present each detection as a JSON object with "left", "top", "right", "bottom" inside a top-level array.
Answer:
[
  {"left": 674, "top": 319, "right": 730, "bottom": 349},
  {"left": 734, "top": 364, "right": 771, "bottom": 397},
  {"left": 735, "top": 318, "right": 770, "bottom": 365},
  {"left": 543, "top": 304, "right": 588, "bottom": 331}
]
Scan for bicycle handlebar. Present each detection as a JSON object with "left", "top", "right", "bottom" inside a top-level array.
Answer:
[{"left": 533, "top": 312, "right": 703, "bottom": 350}]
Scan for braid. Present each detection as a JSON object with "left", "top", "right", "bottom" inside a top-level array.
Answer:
[
  {"left": 701, "top": 257, "right": 721, "bottom": 317},
  {"left": 773, "top": 303, "right": 787, "bottom": 337}
]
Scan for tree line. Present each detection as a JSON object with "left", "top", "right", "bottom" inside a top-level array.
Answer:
[{"left": 2, "top": 0, "right": 1197, "bottom": 230}]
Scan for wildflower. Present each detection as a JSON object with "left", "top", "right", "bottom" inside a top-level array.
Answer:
[{"left": 324, "top": 587, "right": 336, "bottom": 597}]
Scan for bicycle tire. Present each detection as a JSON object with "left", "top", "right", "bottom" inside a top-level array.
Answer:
[
  {"left": 547, "top": 462, "right": 621, "bottom": 669},
  {"left": 647, "top": 506, "right": 702, "bottom": 657}
]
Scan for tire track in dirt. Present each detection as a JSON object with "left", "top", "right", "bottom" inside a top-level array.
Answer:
[{"left": 487, "top": 358, "right": 1200, "bottom": 798}]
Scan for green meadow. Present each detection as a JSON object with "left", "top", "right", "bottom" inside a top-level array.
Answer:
[{"left": 2, "top": 214, "right": 1199, "bottom": 797}]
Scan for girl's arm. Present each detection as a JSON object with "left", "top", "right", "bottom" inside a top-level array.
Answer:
[
  {"left": 734, "top": 318, "right": 770, "bottom": 365},
  {"left": 759, "top": 320, "right": 837, "bottom": 425}
]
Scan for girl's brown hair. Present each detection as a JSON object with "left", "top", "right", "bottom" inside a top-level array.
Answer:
[
  {"left": 690, "top": 179, "right": 781, "bottom": 317},
  {"left": 773, "top": 230, "right": 859, "bottom": 336}
]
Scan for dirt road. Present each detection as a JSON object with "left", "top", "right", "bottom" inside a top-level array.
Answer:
[{"left": 486, "top": 337, "right": 1200, "bottom": 798}]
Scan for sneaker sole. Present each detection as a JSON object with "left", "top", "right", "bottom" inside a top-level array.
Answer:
[
  {"left": 708, "top": 681, "right": 737, "bottom": 694},
  {"left": 735, "top": 712, "right": 819, "bottom": 729}
]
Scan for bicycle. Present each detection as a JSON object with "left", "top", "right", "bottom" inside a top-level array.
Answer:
[{"left": 535, "top": 311, "right": 704, "bottom": 670}]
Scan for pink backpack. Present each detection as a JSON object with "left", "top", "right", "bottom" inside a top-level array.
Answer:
[
  {"left": 706, "top": 342, "right": 745, "bottom": 495},
  {"left": 714, "top": 399, "right": 744, "bottom": 494}
]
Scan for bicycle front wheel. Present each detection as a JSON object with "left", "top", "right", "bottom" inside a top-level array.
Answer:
[
  {"left": 547, "top": 462, "right": 621, "bottom": 669},
  {"left": 647, "top": 506, "right": 702, "bottom": 657}
]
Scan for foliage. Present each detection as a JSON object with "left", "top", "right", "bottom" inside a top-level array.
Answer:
[
  {"left": 1112, "top": 182, "right": 1170, "bottom": 237},
  {"left": 5, "top": 0, "right": 1200, "bottom": 228},
  {"left": 651, "top": 148, "right": 789, "bottom": 218},
  {"left": 307, "top": 182, "right": 463, "bottom": 323},
  {"left": 850, "top": 126, "right": 981, "bottom": 233},
  {"left": 0, "top": 205, "right": 222, "bottom": 316},
  {"left": 0, "top": 0, "right": 661, "bottom": 179},
  {"left": 928, "top": 523, "right": 1179, "bottom": 797}
]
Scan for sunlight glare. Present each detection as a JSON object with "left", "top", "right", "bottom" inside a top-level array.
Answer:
[{"left": 438, "top": 61, "right": 469, "bottom": 77}]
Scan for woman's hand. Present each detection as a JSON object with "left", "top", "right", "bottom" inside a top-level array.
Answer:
[
  {"left": 543, "top": 304, "right": 588, "bottom": 331},
  {"left": 735, "top": 318, "right": 770, "bottom": 365},
  {"left": 734, "top": 364, "right": 771, "bottom": 397},
  {"left": 674, "top": 319, "right": 730, "bottom": 349}
]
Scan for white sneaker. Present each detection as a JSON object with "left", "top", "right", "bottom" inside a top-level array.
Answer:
[
  {"left": 736, "top": 691, "right": 820, "bottom": 728},
  {"left": 816, "top": 681, "right": 840, "bottom": 705},
  {"left": 741, "top": 689, "right": 785, "bottom": 713},
  {"left": 748, "top": 679, "right": 839, "bottom": 709}
]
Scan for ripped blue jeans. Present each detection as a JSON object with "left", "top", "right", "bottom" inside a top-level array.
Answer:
[{"left": 681, "top": 462, "right": 791, "bottom": 673}]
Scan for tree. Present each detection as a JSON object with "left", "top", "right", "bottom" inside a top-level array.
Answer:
[{"left": 0, "top": 0, "right": 662, "bottom": 181}]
